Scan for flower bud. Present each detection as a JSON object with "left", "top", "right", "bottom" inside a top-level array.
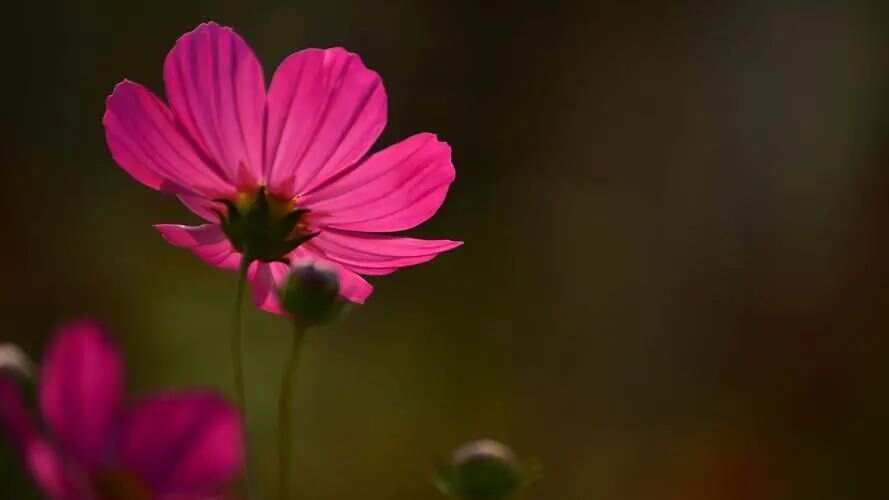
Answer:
[
  {"left": 437, "top": 439, "right": 523, "bottom": 500},
  {"left": 278, "top": 261, "right": 341, "bottom": 325}
]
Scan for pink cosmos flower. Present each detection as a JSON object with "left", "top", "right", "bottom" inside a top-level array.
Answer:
[
  {"left": 103, "top": 22, "right": 462, "bottom": 314},
  {"left": 0, "top": 321, "right": 243, "bottom": 499}
]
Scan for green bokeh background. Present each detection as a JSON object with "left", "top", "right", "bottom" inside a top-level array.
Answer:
[{"left": 3, "top": 1, "right": 889, "bottom": 499}]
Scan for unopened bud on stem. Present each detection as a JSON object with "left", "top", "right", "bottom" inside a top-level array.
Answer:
[
  {"left": 436, "top": 439, "right": 524, "bottom": 500},
  {"left": 278, "top": 261, "right": 341, "bottom": 326}
]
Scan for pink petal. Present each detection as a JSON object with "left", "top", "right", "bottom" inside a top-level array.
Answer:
[
  {"left": 323, "top": 260, "right": 374, "bottom": 304},
  {"left": 247, "top": 250, "right": 373, "bottom": 315},
  {"left": 164, "top": 22, "right": 266, "bottom": 187},
  {"left": 247, "top": 261, "right": 289, "bottom": 314},
  {"left": 118, "top": 392, "right": 244, "bottom": 495},
  {"left": 155, "top": 224, "right": 242, "bottom": 271},
  {"left": 265, "top": 48, "right": 386, "bottom": 197},
  {"left": 289, "top": 248, "right": 374, "bottom": 304},
  {"left": 104, "top": 80, "right": 234, "bottom": 198},
  {"left": 0, "top": 377, "right": 88, "bottom": 499},
  {"left": 0, "top": 375, "right": 36, "bottom": 452},
  {"left": 309, "top": 230, "right": 462, "bottom": 276},
  {"left": 177, "top": 194, "right": 222, "bottom": 222},
  {"left": 25, "top": 439, "right": 90, "bottom": 500},
  {"left": 301, "top": 133, "right": 455, "bottom": 232},
  {"left": 39, "top": 321, "right": 124, "bottom": 469},
  {"left": 321, "top": 260, "right": 373, "bottom": 304}
]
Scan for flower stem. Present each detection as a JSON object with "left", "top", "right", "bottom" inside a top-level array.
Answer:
[
  {"left": 233, "top": 256, "right": 252, "bottom": 498},
  {"left": 278, "top": 319, "right": 307, "bottom": 500}
]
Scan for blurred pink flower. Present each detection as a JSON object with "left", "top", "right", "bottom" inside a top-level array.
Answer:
[
  {"left": 103, "top": 22, "right": 462, "bottom": 314},
  {"left": 0, "top": 321, "right": 243, "bottom": 500}
]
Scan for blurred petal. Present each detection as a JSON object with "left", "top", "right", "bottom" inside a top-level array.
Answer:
[
  {"left": 24, "top": 438, "right": 91, "bottom": 500},
  {"left": 265, "top": 48, "right": 386, "bottom": 197},
  {"left": 309, "top": 230, "right": 462, "bottom": 276},
  {"left": 164, "top": 22, "right": 266, "bottom": 186},
  {"left": 0, "top": 375, "right": 39, "bottom": 457},
  {"left": 0, "top": 377, "right": 88, "bottom": 499},
  {"left": 119, "top": 392, "right": 244, "bottom": 494},
  {"left": 39, "top": 321, "right": 124, "bottom": 469},
  {"left": 103, "top": 80, "right": 233, "bottom": 197},
  {"left": 302, "top": 133, "right": 455, "bottom": 232},
  {"left": 155, "top": 224, "right": 242, "bottom": 271}
]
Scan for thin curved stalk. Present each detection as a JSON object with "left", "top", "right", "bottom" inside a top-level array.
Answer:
[
  {"left": 278, "top": 320, "right": 307, "bottom": 500},
  {"left": 233, "top": 257, "right": 253, "bottom": 498}
]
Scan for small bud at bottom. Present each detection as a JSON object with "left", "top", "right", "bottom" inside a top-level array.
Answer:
[{"left": 437, "top": 439, "right": 523, "bottom": 500}]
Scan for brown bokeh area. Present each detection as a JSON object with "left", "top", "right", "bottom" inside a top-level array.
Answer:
[{"left": 2, "top": 1, "right": 889, "bottom": 499}]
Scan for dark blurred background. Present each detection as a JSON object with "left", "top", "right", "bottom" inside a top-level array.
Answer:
[{"left": 2, "top": 1, "right": 889, "bottom": 498}]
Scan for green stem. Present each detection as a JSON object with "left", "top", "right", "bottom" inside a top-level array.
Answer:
[
  {"left": 278, "top": 320, "right": 307, "bottom": 500},
  {"left": 233, "top": 256, "right": 252, "bottom": 498}
]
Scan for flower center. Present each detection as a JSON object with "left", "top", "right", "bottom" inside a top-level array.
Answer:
[
  {"left": 91, "top": 469, "right": 151, "bottom": 500},
  {"left": 217, "top": 187, "right": 317, "bottom": 263}
]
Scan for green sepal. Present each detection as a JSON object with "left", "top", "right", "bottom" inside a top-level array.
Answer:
[{"left": 217, "top": 188, "right": 315, "bottom": 263}]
